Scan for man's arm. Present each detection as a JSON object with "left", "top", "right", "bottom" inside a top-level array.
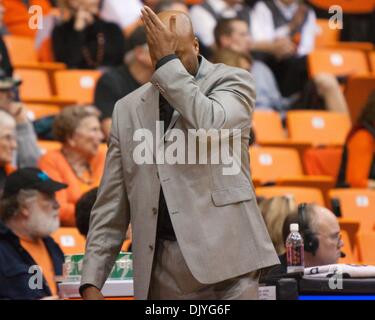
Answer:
[
  {"left": 80, "top": 101, "right": 130, "bottom": 299},
  {"left": 151, "top": 59, "right": 255, "bottom": 131}
]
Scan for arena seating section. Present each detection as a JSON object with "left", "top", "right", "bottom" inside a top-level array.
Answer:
[{"left": 4, "top": 0, "right": 375, "bottom": 266}]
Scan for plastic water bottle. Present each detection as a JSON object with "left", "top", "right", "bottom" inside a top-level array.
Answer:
[{"left": 286, "top": 223, "right": 304, "bottom": 273}]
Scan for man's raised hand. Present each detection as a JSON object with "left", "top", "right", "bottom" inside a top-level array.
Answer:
[{"left": 140, "top": 6, "right": 178, "bottom": 63}]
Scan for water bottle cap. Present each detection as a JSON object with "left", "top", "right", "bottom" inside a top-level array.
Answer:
[{"left": 290, "top": 223, "right": 299, "bottom": 232}]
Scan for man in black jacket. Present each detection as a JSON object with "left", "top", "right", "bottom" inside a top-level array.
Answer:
[
  {"left": 0, "top": 168, "right": 67, "bottom": 299},
  {"left": 94, "top": 26, "right": 153, "bottom": 140}
]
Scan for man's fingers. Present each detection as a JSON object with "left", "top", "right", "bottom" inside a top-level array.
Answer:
[
  {"left": 169, "top": 15, "right": 177, "bottom": 34},
  {"left": 144, "top": 6, "right": 165, "bottom": 30}
]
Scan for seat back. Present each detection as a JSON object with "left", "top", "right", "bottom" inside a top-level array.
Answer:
[
  {"left": 308, "top": 0, "right": 375, "bottom": 14},
  {"left": 286, "top": 111, "right": 351, "bottom": 146},
  {"left": 357, "top": 233, "right": 375, "bottom": 264},
  {"left": 308, "top": 49, "right": 369, "bottom": 78},
  {"left": 54, "top": 70, "right": 102, "bottom": 104},
  {"left": 51, "top": 227, "right": 86, "bottom": 255},
  {"left": 252, "top": 110, "right": 287, "bottom": 144},
  {"left": 315, "top": 19, "right": 340, "bottom": 47},
  {"left": 37, "top": 140, "right": 62, "bottom": 155},
  {"left": 26, "top": 104, "right": 60, "bottom": 120},
  {"left": 3, "top": 35, "right": 38, "bottom": 64},
  {"left": 344, "top": 75, "right": 375, "bottom": 124},
  {"left": 14, "top": 69, "right": 52, "bottom": 100},
  {"left": 329, "top": 189, "right": 375, "bottom": 233},
  {"left": 255, "top": 187, "right": 325, "bottom": 206},
  {"left": 249, "top": 147, "right": 303, "bottom": 183}
]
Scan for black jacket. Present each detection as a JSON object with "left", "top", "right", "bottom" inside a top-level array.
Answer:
[{"left": 0, "top": 222, "right": 64, "bottom": 299}]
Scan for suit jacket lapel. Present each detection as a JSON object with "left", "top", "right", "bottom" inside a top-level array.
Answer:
[{"left": 136, "top": 86, "right": 159, "bottom": 157}]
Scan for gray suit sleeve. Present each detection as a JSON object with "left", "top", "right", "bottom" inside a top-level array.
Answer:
[
  {"left": 80, "top": 102, "right": 130, "bottom": 291},
  {"left": 15, "top": 122, "right": 41, "bottom": 168},
  {"left": 151, "top": 59, "right": 255, "bottom": 131}
]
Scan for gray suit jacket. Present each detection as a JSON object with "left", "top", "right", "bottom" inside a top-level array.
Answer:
[{"left": 80, "top": 56, "right": 279, "bottom": 299}]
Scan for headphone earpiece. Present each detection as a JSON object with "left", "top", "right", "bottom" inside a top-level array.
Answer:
[{"left": 298, "top": 203, "right": 319, "bottom": 256}]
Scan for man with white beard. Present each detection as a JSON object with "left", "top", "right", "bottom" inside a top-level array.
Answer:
[{"left": 0, "top": 168, "right": 67, "bottom": 299}]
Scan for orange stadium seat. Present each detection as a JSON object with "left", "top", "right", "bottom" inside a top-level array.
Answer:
[
  {"left": 329, "top": 189, "right": 375, "bottom": 233},
  {"left": 26, "top": 104, "right": 60, "bottom": 120},
  {"left": 249, "top": 147, "right": 302, "bottom": 183},
  {"left": 357, "top": 233, "right": 375, "bottom": 265},
  {"left": 3, "top": 35, "right": 38, "bottom": 64},
  {"left": 252, "top": 110, "right": 287, "bottom": 144},
  {"left": 315, "top": 19, "right": 340, "bottom": 48},
  {"left": 37, "top": 140, "right": 62, "bottom": 155},
  {"left": 121, "top": 240, "right": 132, "bottom": 252},
  {"left": 54, "top": 70, "right": 102, "bottom": 104},
  {"left": 325, "top": 42, "right": 374, "bottom": 53},
  {"left": 369, "top": 51, "right": 375, "bottom": 75},
  {"left": 308, "top": 49, "right": 369, "bottom": 78},
  {"left": 344, "top": 75, "right": 375, "bottom": 124},
  {"left": 286, "top": 111, "right": 351, "bottom": 146},
  {"left": 255, "top": 186, "right": 325, "bottom": 206},
  {"left": 308, "top": 0, "right": 375, "bottom": 14},
  {"left": 14, "top": 68, "right": 52, "bottom": 100},
  {"left": 51, "top": 227, "right": 86, "bottom": 255}
]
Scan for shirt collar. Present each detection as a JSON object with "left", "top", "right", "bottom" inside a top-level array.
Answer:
[{"left": 274, "top": 0, "right": 299, "bottom": 20}]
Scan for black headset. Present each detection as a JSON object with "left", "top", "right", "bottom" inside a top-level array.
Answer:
[{"left": 298, "top": 203, "right": 319, "bottom": 256}]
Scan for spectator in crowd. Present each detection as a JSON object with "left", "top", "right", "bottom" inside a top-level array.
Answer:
[
  {"left": 214, "top": 18, "right": 348, "bottom": 114},
  {"left": 337, "top": 92, "right": 375, "bottom": 189},
  {"left": 258, "top": 196, "right": 297, "bottom": 256},
  {"left": 0, "top": 74, "right": 41, "bottom": 168},
  {"left": 280, "top": 203, "right": 344, "bottom": 271},
  {"left": 0, "top": 168, "right": 66, "bottom": 299},
  {"left": 52, "top": 0, "right": 125, "bottom": 69},
  {"left": 100, "top": 0, "right": 143, "bottom": 35},
  {"left": 0, "top": 1, "right": 13, "bottom": 77},
  {"left": 75, "top": 187, "right": 97, "bottom": 237},
  {"left": 250, "top": 0, "right": 317, "bottom": 96},
  {"left": 190, "top": 0, "right": 251, "bottom": 50},
  {"left": 38, "top": 105, "right": 105, "bottom": 227},
  {"left": 75, "top": 187, "right": 132, "bottom": 250},
  {"left": 0, "top": 110, "right": 17, "bottom": 193},
  {"left": 94, "top": 26, "right": 152, "bottom": 140}
]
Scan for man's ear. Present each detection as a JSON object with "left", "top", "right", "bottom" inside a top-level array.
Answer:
[
  {"left": 19, "top": 205, "right": 30, "bottom": 219},
  {"left": 194, "top": 37, "right": 200, "bottom": 55}
]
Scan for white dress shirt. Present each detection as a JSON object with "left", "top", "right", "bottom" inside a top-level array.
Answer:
[
  {"left": 190, "top": 0, "right": 247, "bottom": 47},
  {"left": 100, "top": 0, "right": 143, "bottom": 29},
  {"left": 250, "top": 0, "right": 317, "bottom": 56}
]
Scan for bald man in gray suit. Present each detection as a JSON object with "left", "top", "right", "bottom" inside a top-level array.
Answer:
[{"left": 80, "top": 7, "right": 279, "bottom": 300}]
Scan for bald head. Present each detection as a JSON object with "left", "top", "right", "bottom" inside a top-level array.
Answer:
[
  {"left": 156, "top": 10, "right": 200, "bottom": 75},
  {"left": 157, "top": 11, "right": 195, "bottom": 41}
]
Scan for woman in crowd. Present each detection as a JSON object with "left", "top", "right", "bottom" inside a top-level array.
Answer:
[
  {"left": 52, "top": 0, "right": 125, "bottom": 69},
  {"left": 258, "top": 196, "right": 297, "bottom": 256},
  {"left": 0, "top": 110, "right": 17, "bottom": 194},
  {"left": 39, "top": 105, "right": 105, "bottom": 226},
  {"left": 337, "top": 91, "right": 375, "bottom": 188}
]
